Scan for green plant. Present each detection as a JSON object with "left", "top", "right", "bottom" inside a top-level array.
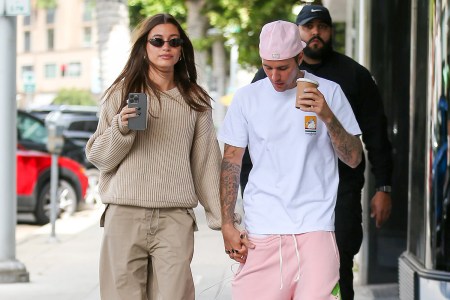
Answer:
[
  {"left": 37, "top": 0, "right": 57, "bottom": 9},
  {"left": 52, "top": 89, "right": 97, "bottom": 106}
]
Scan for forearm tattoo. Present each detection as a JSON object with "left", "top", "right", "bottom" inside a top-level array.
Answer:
[
  {"left": 327, "top": 115, "right": 362, "bottom": 167},
  {"left": 220, "top": 158, "right": 241, "bottom": 226}
]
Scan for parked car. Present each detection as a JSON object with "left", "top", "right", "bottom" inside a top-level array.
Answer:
[
  {"left": 27, "top": 105, "right": 99, "bottom": 146},
  {"left": 17, "top": 109, "right": 95, "bottom": 169},
  {"left": 17, "top": 148, "right": 88, "bottom": 224},
  {"left": 17, "top": 109, "right": 101, "bottom": 206}
]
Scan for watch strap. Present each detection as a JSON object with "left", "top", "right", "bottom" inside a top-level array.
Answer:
[{"left": 375, "top": 186, "right": 392, "bottom": 193}]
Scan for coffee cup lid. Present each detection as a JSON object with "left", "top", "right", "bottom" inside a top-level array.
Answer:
[{"left": 296, "top": 78, "right": 319, "bottom": 87}]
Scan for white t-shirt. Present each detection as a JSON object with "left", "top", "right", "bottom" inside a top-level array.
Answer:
[{"left": 218, "top": 71, "right": 361, "bottom": 234}]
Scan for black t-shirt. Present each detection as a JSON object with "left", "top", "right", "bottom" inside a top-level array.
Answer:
[{"left": 241, "top": 51, "right": 392, "bottom": 201}]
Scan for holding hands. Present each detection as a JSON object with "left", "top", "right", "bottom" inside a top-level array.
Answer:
[{"left": 222, "top": 224, "right": 255, "bottom": 263}]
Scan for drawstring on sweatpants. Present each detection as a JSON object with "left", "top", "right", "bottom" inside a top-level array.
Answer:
[
  {"left": 278, "top": 236, "right": 283, "bottom": 289},
  {"left": 292, "top": 235, "right": 301, "bottom": 281},
  {"left": 278, "top": 235, "right": 302, "bottom": 290}
]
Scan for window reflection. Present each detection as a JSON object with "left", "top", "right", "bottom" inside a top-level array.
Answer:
[{"left": 431, "top": 0, "right": 450, "bottom": 272}]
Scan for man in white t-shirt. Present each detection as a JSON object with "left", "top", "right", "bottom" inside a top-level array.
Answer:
[{"left": 218, "top": 20, "right": 363, "bottom": 300}]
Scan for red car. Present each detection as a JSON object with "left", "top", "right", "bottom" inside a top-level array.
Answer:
[{"left": 17, "top": 148, "right": 88, "bottom": 224}]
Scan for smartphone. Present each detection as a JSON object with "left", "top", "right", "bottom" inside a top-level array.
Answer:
[{"left": 127, "top": 93, "right": 148, "bottom": 130}]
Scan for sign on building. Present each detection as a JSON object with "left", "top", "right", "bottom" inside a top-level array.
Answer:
[
  {"left": 22, "top": 70, "right": 35, "bottom": 94},
  {"left": 5, "top": 0, "right": 30, "bottom": 16}
]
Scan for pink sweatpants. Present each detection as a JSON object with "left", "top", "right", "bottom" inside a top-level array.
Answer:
[{"left": 232, "top": 231, "right": 340, "bottom": 300}]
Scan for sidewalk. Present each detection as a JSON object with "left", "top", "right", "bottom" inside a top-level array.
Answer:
[
  {"left": 0, "top": 206, "right": 234, "bottom": 300},
  {"left": 1, "top": 208, "right": 103, "bottom": 300},
  {"left": 0, "top": 206, "right": 399, "bottom": 300}
]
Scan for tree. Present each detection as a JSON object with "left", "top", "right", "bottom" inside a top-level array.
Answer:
[
  {"left": 52, "top": 88, "right": 97, "bottom": 106},
  {"left": 205, "top": 0, "right": 298, "bottom": 68},
  {"left": 36, "top": 0, "right": 57, "bottom": 8},
  {"left": 128, "top": 0, "right": 299, "bottom": 69},
  {"left": 127, "top": 0, "right": 299, "bottom": 125},
  {"left": 128, "top": 0, "right": 209, "bottom": 86},
  {"left": 128, "top": 0, "right": 186, "bottom": 27}
]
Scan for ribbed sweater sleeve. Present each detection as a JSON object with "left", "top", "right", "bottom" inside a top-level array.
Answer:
[
  {"left": 191, "top": 108, "right": 222, "bottom": 230},
  {"left": 86, "top": 89, "right": 137, "bottom": 173},
  {"left": 85, "top": 87, "right": 222, "bottom": 230}
]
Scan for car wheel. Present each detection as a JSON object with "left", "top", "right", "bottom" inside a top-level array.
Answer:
[
  {"left": 34, "top": 179, "right": 78, "bottom": 224},
  {"left": 57, "top": 179, "right": 79, "bottom": 217}
]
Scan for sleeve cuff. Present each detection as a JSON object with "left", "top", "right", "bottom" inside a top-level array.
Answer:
[{"left": 116, "top": 114, "right": 131, "bottom": 134}]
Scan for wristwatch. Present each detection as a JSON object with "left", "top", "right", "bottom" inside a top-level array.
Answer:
[{"left": 375, "top": 186, "right": 392, "bottom": 193}]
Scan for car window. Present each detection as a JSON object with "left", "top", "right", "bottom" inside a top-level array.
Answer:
[
  {"left": 17, "top": 113, "right": 48, "bottom": 144},
  {"left": 84, "top": 120, "right": 98, "bottom": 132},
  {"left": 66, "top": 120, "right": 98, "bottom": 133},
  {"left": 67, "top": 121, "right": 85, "bottom": 131}
]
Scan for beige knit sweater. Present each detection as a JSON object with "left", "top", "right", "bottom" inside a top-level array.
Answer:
[{"left": 86, "top": 87, "right": 222, "bottom": 230}]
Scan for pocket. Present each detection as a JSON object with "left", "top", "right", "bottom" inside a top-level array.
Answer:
[
  {"left": 234, "top": 263, "right": 245, "bottom": 277},
  {"left": 233, "top": 246, "right": 256, "bottom": 279},
  {"left": 186, "top": 208, "right": 199, "bottom": 232},
  {"left": 99, "top": 204, "right": 110, "bottom": 227}
]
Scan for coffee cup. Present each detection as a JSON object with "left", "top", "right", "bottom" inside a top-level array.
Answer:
[{"left": 296, "top": 78, "right": 319, "bottom": 109}]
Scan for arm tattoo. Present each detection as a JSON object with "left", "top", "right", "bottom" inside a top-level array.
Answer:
[
  {"left": 326, "top": 115, "right": 362, "bottom": 167},
  {"left": 220, "top": 158, "right": 241, "bottom": 226}
]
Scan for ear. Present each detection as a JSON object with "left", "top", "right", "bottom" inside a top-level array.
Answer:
[{"left": 297, "top": 51, "right": 304, "bottom": 65}]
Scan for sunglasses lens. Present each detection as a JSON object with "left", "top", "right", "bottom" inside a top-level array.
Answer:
[
  {"left": 149, "top": 38, "right": 183, "bottom": 48},
  {"left": 149, "top": 38, "right": 164, "bottom": 47},
  {"left": 169, "top": 38, "right": 183, "bottom": 47}
]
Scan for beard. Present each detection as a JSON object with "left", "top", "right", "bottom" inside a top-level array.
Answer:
[{"left": 303, "top": 36, "right": 333, "bottom": 60}]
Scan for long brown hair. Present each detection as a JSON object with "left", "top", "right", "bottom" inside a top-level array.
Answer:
[{"left": 103, "top": 13, "right": 212, "bottom": 113}]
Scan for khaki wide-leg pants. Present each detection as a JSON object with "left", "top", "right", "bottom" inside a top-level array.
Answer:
[{"left": 99, "top": 204, "right": 196, "bottom": 300}]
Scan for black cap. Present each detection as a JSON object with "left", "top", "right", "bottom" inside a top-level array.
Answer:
[{"left": 296, "top": 5, "right": 332, "bottom": 26}]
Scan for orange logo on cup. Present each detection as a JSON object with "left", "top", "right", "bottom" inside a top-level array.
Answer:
[{"left": 305, "top": 116, "right": 317, "bottom": 134}]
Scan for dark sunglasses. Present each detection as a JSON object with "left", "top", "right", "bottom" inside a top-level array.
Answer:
[{"left": 148, "top": 38, "right": 184, "bottom": 48}]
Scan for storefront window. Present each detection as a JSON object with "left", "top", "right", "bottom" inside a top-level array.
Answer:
[
  {"left": 431, "top": 0, "right": 450, "bottom": 272},
  {"left": 408, "top": 0, "right": 430, "bottom": 265}
]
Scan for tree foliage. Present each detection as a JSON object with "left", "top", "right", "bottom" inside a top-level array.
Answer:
[
  {"left": 128, "top": 0, "right": 187, "bottom": 28},
  {"left": 205, "top": 0, "right": 298, "bottom": 68},
  {"left": 36, "top": 0, "right": 57, "bottom": 9},
  {"left": 40, "top": 0, "right": 306, "bottom": 68},
  {"left": 53, "top": 89, "right": 97, "bottom": 106},
  {"left": 128, "top": 0, "right": 299, "bottom": 68}
]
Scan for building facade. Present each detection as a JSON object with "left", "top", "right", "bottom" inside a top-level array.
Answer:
[
  {"left": 343, "top": 0, "right": 450, "bottom": 298},
  {"left": 16, "top": 0, "right": 100, "bottom": 107}
]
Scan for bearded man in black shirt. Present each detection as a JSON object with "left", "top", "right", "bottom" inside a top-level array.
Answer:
[{"left": 240, "top": 5, "right": 393, "bottom": 300}]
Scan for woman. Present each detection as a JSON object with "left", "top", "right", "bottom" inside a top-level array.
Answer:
[{"left": 86, "top": 13, "right": 222, "bottom": 300}]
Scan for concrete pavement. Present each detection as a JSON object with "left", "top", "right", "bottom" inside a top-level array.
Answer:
[
  {"left": 1, "top": 208, "right": 103, "bottom": 300},
  {"left": 1, "top": 206, "right": 233, "bottom": 300},
  {"left": 0, "top": 205, "right": 399, "bottom": 300}
]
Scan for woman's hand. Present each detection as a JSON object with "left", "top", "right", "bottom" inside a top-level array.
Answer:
[
  {"left": 222, "top": 225, "right": 255, "bottom": 263},
  {"left": 119, "top": 106, "right": 139, "bottom": 127}
]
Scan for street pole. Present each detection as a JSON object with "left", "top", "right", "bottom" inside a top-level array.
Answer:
[
  {"left": 49, "top": 153, "right": 59, "bottom": 242},
  {"left": 0, "top": 6, "right": 29, "bottom": 283}
]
